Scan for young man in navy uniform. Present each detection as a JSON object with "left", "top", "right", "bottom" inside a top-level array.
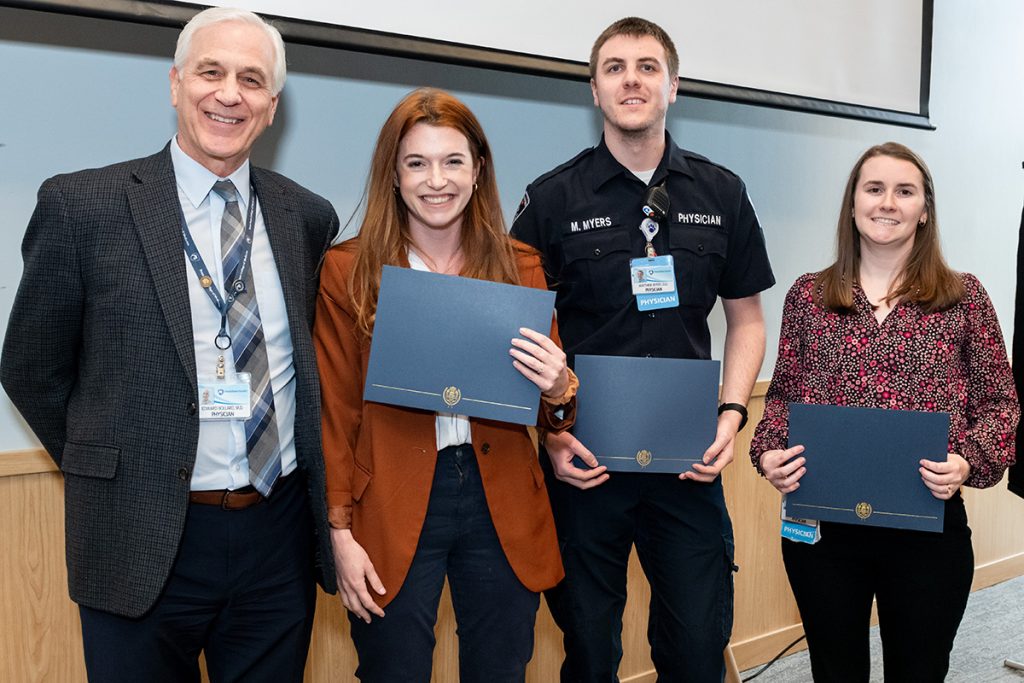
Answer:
[{"left": 511, "top": 17, "right": 774, "bottom": 682}]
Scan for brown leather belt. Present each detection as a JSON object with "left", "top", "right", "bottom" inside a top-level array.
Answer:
[{"left": 189, "top": 486, "right": 264, "bottom": 511}]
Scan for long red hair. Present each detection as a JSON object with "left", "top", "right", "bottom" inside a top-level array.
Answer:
[{"left": 348, "top": 88, "right": 520, "bottom": 338}]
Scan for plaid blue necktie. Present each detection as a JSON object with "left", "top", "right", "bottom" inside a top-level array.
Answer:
[{"left": 213, "top": 180, "right": 281, "bottom": 496}]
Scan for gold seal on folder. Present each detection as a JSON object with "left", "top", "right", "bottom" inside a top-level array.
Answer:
[
  {"left": 855, "top": 501, "right": 873, "bottom": 519},
  {"left": 636, "top": 449, "right": 652, "bottom": 467},
  {"left": 442, "top": 386, "right": 462, "bottom": 407}
]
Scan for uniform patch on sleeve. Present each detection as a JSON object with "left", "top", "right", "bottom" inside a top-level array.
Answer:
[{"left": 511, "top": 191, "right": 530, "bottom": 226}]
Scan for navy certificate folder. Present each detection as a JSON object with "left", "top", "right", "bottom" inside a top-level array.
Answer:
[
  {"left": 364, "top": 266, "right": 556, "bottom": 426},
  {"left": 786, "top": 403, "right": 950, "bottom": 532},
  {"left": 571, "top": 354, "right": 720, "bottom": 473}
]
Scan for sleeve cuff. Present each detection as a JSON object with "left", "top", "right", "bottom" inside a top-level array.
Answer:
[
  {"left": 328, "top": 504, "right": 352, "bottom": 529},
  {"left": 542, "top": 368, "right": 579, "bottom": 407}
]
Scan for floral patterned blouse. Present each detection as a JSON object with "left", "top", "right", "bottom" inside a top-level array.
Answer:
[{"left": 750, "top": 272, "right": 1018, "bottom": 488}]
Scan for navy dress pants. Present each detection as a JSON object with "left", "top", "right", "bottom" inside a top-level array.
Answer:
[
  {"left": 78, "top": 472, "right": 317, "bottom": 683},
  {"left": 542, "top": 452, "right": 736, "bottom": 683}
]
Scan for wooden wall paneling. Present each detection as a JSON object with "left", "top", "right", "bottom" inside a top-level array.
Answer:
[
  {"left": 963, "top": 480, "right": 1024, "bottom": 590},
  {"left": 0, "top": 448, "right": 58, "bottom": 478},
  {"left": 724, "top": 383, "right": 804, "bottom": 665},
  {"left": 0, "top": 471, "right": 84, "bottom": 682}
]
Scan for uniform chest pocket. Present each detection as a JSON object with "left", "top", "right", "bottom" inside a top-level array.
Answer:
[
  {"left": 561, "top": 228, "right": 633, "bottom": 312},
  {"left": 668, "top": 228, "right": 728, "bottom": 308}
]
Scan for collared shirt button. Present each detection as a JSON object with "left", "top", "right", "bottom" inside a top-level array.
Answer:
[
  {"left": 481, "top": 442, "right": 491, "bottom": 454},
  {"left": 177, "top": 467, "right": 190, "bottom": 481},
  {"left": 187, "top": 401, "right": 197, "bottom": 415}
]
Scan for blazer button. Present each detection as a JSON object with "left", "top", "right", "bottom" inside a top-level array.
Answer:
[
  {"left": 187, "top": 401, "right": 197, "bottom": 415},
  {"left": 593, "top": 248, "right": 602, "bottom": 256},
  {"left": 481, "top": 443, "right": 491, "bottom": 455},
  {"left": 697, "top": 244, "right": 705, "bottom": 252},
  {"left": 177, "top": 467, "right": 190, "bottom": 481}
]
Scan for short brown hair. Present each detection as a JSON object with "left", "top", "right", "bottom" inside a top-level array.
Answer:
[
  {"left": 589, "top": 17, "right": 679, "bottom": 79},
  {"left": 815, "top": 142, "right": 963, "bottom": 314}
]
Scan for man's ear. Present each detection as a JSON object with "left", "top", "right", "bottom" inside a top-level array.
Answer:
[{"left": 169, "top": 67, "right": 180, "bottom": 107}]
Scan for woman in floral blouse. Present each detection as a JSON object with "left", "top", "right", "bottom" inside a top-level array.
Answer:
[{"left": 750, "top": 142, "right": 1018, "bottom": 682}]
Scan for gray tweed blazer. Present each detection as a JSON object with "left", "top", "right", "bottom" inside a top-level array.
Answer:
[{"left": 1, "top": 146, "right": 339, "bottom": 617}]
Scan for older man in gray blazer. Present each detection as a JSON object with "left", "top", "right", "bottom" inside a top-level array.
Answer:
[{"left": 0, "top": 7, "right": 338, "bottom": 682}]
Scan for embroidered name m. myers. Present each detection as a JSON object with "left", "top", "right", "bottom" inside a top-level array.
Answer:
[{"left": 570, "top": 216, "right": 612, "bottom": 232}]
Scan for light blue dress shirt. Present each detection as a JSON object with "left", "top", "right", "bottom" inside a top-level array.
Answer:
[{"left": 170, "top": 138, "right": 298, "bottom": 491}]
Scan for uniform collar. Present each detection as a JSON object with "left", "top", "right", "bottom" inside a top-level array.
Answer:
[
  {"left": 590, "top": 131, "right": 694, "bottom": 192},
  {"left": 170, "top": 136, "right": 252, "bottom": 210}
]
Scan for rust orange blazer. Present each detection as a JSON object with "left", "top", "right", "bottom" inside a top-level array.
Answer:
[{"left": 313, "top": 239, "right": 574, "bottom": 608}]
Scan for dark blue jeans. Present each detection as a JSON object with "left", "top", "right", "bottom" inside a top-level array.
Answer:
[
  {"left": 349, "top": 444, "right": 540, "bottom": 682},
  {"left": 542, "top": 453, "right": 736, "bottom": 683}
]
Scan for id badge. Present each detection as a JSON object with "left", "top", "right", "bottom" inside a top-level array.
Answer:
[
  {"left": 630, "top": 256, "right": 678, "bottom": 311},
  {"left": 780, "top": 497, "right": 821, "bottom": 544},
  {"left": 198, "top": 373, "right": 252, "bottom": 421}
]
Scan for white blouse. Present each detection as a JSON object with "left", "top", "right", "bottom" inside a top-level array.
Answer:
[{"left": 406, "top": 250, "right": 473, "bottom": 451}]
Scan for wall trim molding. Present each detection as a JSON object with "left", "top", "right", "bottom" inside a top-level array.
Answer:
[{"left": 0, "top": 448, "right": 56, "bottom": 477}]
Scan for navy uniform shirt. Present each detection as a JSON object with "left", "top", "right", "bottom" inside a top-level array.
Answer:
[{"left": 511, "top": 132, "right": 774, "bottom": 363}]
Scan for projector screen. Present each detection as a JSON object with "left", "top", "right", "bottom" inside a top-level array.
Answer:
[{"left": 3, "top": 0, "right": 933, "bottom": 128}]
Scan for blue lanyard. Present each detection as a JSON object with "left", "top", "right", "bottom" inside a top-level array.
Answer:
[{"left": 181, "top": 183, "right": 258, "bottom": 350}]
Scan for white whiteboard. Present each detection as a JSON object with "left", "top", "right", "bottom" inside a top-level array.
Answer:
[
  {"left": 5, "top": 0, "right": 932, "bottom": 126},
  {"left": 222, "top": 0, "right": 927, "bottom": 118}
]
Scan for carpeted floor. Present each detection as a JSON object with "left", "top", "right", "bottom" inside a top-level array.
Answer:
[{"left": 740, "top": 575, "right": 1024, "bottom": 682}]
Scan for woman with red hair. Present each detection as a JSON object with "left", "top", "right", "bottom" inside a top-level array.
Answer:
[{"left": 314, "top": 88, "right": 576, "bottom": 681}]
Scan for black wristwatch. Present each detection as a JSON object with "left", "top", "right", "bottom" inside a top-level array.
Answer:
[{"left": 718, "top": 403, "right": 749, "bottom": 431}]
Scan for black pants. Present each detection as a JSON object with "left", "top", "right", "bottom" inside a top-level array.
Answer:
[
  {"left": 782, "top": 494, "right": 974, "bottom": 682},
  {"left": 349, "top": 445, "right": 540, "bottom": 683},
  {"left": 79, "top": 472, "right": 317, "bottom": 683},
  {"left": 543, "top": 453, "right": 735, "bottom": 683}
]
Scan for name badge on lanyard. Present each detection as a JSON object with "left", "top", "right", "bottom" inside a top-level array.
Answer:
[
  {"left": 198, "top": 373, "right": 253, "bottom": 421},
  {"left": 630, "top": 255, "right": 678, "bottom": 311},
  {"left": 181, "top": 182, "right": 260, "bottom": 421},
  {"left": 631, "top": 209, "right": 678, "bottom": 311}
]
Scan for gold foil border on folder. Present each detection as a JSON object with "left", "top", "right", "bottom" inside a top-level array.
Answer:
[
  {"left": 789, "top": 502, "right": 939, "bottom": 521},
  {"left": 369, "top": 384, "right": 534, "bottom": 411},
  {"left": 600, "top": 455, "right": 702, "bottom": 463}
]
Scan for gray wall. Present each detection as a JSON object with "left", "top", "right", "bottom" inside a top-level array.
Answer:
[{"left": 1, "top": 2, "right": 1021, "bottom": 450}]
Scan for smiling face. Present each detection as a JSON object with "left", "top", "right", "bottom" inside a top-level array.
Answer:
[
  {"left": 170, "top": 20, "right": 279, "bottom": 177},
  {"left": 396, "top": 123, "right": 480, "bottom": 239},
  {"left": 853, "top": 155, "right": 929, "bottom": 253},
  {"left": 591, "top": 34, "right": 678, "bottom": 140}
]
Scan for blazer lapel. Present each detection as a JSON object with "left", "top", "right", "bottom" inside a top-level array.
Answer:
[
  {"left": 127, "top": 147, "right": 198, "bottom": 388},
  {"left": 252, "top": 169, "right": 306, "bottom": 337}
]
